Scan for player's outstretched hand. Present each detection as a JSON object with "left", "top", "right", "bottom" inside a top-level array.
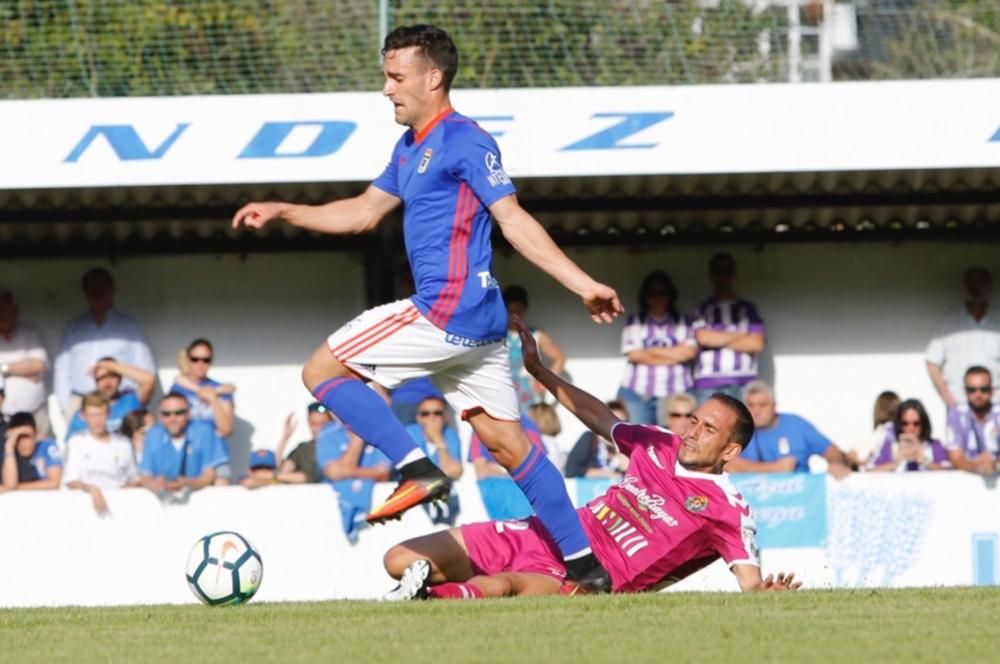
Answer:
[
  {"left": 582, "top": 283, "right": 624, "bottom": 324},
  {"left": 232, "top": 201, "right": 286, "bottom": 230},
  {"left": 761, "top": 572, "right": 802, "bottom": 592},
  {"left": 511, "top": 315, "right": 543, "bottom": 376}
]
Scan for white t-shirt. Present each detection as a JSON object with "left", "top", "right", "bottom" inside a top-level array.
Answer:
[
  {"left": 0, "top": 323, "right": 49, "bottom": 414},
  {"left": 62, "top": 431, "right": 138, "bottom": 489},
  {"left": 926, "top": 306, "right": 1000, "bottom": 401}
]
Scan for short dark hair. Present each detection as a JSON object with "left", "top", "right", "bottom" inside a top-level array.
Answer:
[
  {"left": 161, "top": 391, "right": 190, "bottom": 406},
  {"left": 9, "top": 411, "right": 36, "bottom": 430},
  {"left": 382, "top": 24, "right": 459, "bottom": 91},
  {"left": 709, "top": 393, "right": 755, "bottom": 448},
  {"left": 120, "top": 408, "right": 149, "bottom": 438},
  {"left": 81, "top": 267, "right": 113, "bottom": 291},
  {"left": 638, "top": 270, "right": 679, "bottom": 320},
  {"left": 965, "top": 365, "right": 993, "bottom": 384},
  {"left": 187, "top": 338, "right": 214, "bottom": 355},
  {"left": 709, "top": 252, "right": 736, "bottom": 275},
  {"left": 503, "top": 285, "right": 529, "bottom": 308}
]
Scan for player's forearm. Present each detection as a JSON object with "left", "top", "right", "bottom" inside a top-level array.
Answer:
[
  {"left": 726, "top": 333, "right": 765, "bottom": 354},
  {"left": 626, "top": 346, "right": 696, "bottom": 365},
  {"left": 529, "top": 364, "right": 618, "bottom": 442},
  {"left": 17, "top": 474, "right": 61, "bottom": 490},
  {"left": 281, "top": 198, "right": 380, "bottom": 235},
  {"left": 497, "top": 210, "right": 598, "bottom": 297},
  {"left": 277, "top": 470, "right": 308, "bottom": 484},
  {"left": 185, "top": 471, "right": 216, "bottom": 490},
  {"left": 926, "top": 362, "right": 956, "bottom": 405},
  {"left": 695, "top": 329, "right": 740, "bottom": 348},
  {"left": 213, "top": 403, "right": 234, "bottom": 438},
  {"left": 1, "top": 455, "right": 18, "bottom": 489}
]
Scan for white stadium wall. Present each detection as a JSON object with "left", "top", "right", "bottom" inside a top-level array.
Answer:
[{"left": 1, "top": 240, "right": 988, "bottom": 464}]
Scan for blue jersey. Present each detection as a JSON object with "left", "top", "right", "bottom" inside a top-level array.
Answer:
[
  {"left": 742, "top": 413, "right": 832, "bottom": 472},
  {"left": 315, "top": 420, "right": 391, "bottom": 536},
  {"left": 24, "top": 439, "right": 63, "bottom": 482},
  {"left": 372, "top": 110, "right": 517, "bottom": 340},
  {"left": 65, "top": 390, "right": 142, "bottom": 440},
  {"left": 138, "top": 420, "right": 228, "bottom": 479},
  {"left": 169, "top": 378, "right": 234, "bottom": 425}
]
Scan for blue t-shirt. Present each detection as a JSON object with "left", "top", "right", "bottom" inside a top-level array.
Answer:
[
  {"left": 405, "top": 422, "right": 461, "bottom": 467},
  {"left": 138, "top": 420, "right": 228, "bottom": 479},
  {"left": 315, "top": 421, "right": 391, "bottom": 536},
  {"left": 742, "top": 413, "right": 832, "bottom": 472},
  {"left": 65, "top": 390, "right": 142, "bottom": 440},
  {"left": 19, "top": 439, "right": 63, "bottom": 482},
  {"left": 372, "top": 110, "right": 517, "bottom": 340},
  {"left": 169, "top": 378, "right": 234, "bottom": 425}
]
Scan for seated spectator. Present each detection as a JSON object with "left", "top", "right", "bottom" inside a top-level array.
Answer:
[
  {"left": 870, "top": 399, "right": 949, "bottom": 472},
  {"left": 54, "top": 267, "right": 155, "bottom": 419},
  {"left": 1, "top": 412, "right": 62, "bottom": 492},
  {"left": 317, "top": 417, "right": 391, "bottom": 541},
  {"left": 727, "top": 381, "right": 850, "bottom": 478},
  {"left": 944, "top": 366, "right": 1000, "bottom": 475},
  {"left": 529, "top": 402, "right": 565, "bottom": 469},
  {"left": 504, "top": 285, "right": 567, "bottom": 415},
  {"left": 406, "top": 396, "right": 463, "bottom": 525},
  {"left": 62, "top": 392, "right": 139, "bottom": 515},
  {"left": 390, "top": 376, "right": 446, "bottom": 425},
  {"left": 240, "top": 449, "right": 278, "bottom": 489},
  {"left": 274, "top": 403, "right": 331, "bottom": 484},
  {"left": 658, "top": 392, "right": 697, "bottom": 433},
  {"left": 405, "top": 397, "right": 462, "bottom": 480},
  {"left": 564, "top": 400, "right": 630, "bottom": 480},
  {"left": 170, "top": 339, "right": 235, "bottom": 484},
  {"left": 855, "top": 391, "right": 901, "bottom": 469},
  {"left": 0, "top": 289, "right": 51, "bottom": 436},
  {"left": 64, "top": 357, "right": 153, "bottom": 440},
  {"left": 617, "top": 271, "right": 697, "bottom": 424},
  {"left": 137, "top": 392, "right": 228, "bottom": 499},
  {"left": 119, "top": 408, "right": 154, "bottom": 464}
]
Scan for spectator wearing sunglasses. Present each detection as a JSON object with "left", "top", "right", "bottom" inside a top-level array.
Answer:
[
  {"left": 869, "top": 399, "right": 949, "bottom": 472},
  {"left": 657, "top": 392, "right": 697, "bottom": 433},
  {"left": 137, "top": 392, "right": 228, "bottom": 499},
  {"left": 944, "top": 366, "right": 1000, "bottom": 475},
  {"left": 405, "top": 397, "right": 462, "bottom": 480}
]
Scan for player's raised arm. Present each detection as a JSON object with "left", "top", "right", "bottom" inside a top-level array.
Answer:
[
  {"left": 490, "top": 196, "right": 623, "bottom": 324},
  {"left": 732, "top": 564, "right": 802, "bottom": 592},
  {"left": 232, "top": 185, "right": 401, "bottom": 235},
  {"left": 514, "top": 316, "right": 621, "bottom": 440}
]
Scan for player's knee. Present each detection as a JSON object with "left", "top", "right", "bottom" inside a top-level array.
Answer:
[
  {"left": 478, "top": 426, "right": 531, "bottom": 468},
  {"left": 383, "top": 545, "right": 412, "bottom": 579}
]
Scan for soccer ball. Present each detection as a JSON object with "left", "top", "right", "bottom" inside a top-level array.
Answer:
[{"left": 185, "top": 531, "right": 263, "bottom": 606}]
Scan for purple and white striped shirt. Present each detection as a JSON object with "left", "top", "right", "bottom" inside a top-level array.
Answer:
[
  {"left": 691, "top": 297, "right": 764, "bottom": 390},
  {"left": 944, "top": 404, "right": 1000, "bottom": 458},
  {"left": 620, "top": 312, "right": 695, "bottom": 397}
]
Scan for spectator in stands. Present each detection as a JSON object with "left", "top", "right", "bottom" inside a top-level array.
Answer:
[
  {"left": 1, "top": 412, "right": 62, "bottom": 491},
  {"left": 616, "top": 271, "right": 696, "bottom": 425},
  {"left": 504, "top": 285, "right": 566, "bottom": 415},
  {"left": 927, "top": 266, "right": 1000, "bottom": 408},
  {"left": 64, "top": 357, "right": 153, "bottom": 440},
  {"left": 727, "top": 380, "right": 850, "bottom": 478},
  {"left": 943, "top": 366, "right": 1000, "bottom": 475},
  {"left": 0, "top": 289, "right": 51, "bottom": 436},
  {"left": 852, "top": 390, "right": 901, "bottom": 469},
  {"left": 317, "top": 416, "right": 391, "bottom": 541},
  {"left": 406, "top": 397, "right": 462, "bottom": 480},
  {"left": 691, "top": 253, "right": 765, "bottom": 402},
  {"left": 564, "top": 400, "right": 630, "bottom": 479},
  {"left": 658, "top": 392, "right": 697, "bottom": 433},
  {"left": 529, "top": 402, "right": 564, "bottom": 469},
  {"left": 170, "top": 339, "right": 235, "bottom": 484},
  {"left": 870, "top": 399, "right": 949, "bottom": 472},
  {"left": 274, "top": 403, "right": 331, "bottom": 484},
  {"left": 61, "top": 392, "right": 139, "bottom": 515},
  {"left": 390, "top": 376, "right": 447, "bottom": 425},
  {"left": 119, "top": 408, "right": 153, "bottom": 464},
  {"left": 137, "top": 392, "right": 228, "bottom": 499},
  {"left": 54, "top": 267, "right": 155, "bottom": 419},
  {"left": 240, "top": 449, "right": 279, "bottom": 489}
]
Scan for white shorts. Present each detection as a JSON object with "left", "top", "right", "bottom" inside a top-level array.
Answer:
[{"left": 326, "top": 299, "right": 520, "bottom": 421}]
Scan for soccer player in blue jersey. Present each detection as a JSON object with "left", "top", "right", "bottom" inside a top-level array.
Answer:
[{"left": 232, "top": 24, "right": 623, "bottom": 590}]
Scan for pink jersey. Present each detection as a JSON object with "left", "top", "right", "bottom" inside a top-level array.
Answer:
[{"left": 582, "top": 422, "right": 759, "bottom": 592}]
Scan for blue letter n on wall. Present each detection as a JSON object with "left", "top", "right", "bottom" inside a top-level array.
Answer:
[
  {"left": 65, "top": 124, "right": 189, "bottom": 162},
  {"left": 238, "top": 121, "right": 357, "bottom": 159}
]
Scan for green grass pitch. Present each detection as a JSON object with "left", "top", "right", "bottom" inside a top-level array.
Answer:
[{"left": 3, "top": 588, "right": 998, "bottom": 662}]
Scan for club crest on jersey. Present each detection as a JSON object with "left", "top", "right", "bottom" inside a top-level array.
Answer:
[
  {"left": 417, "top": 148, "right": 433, "bottom": 174},
  {"left": 684, "top": 495, "right": 709, "bottom": 513}
]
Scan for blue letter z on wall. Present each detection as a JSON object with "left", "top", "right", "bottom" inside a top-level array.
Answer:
[{"left": 561, "top": 112, "right": 674, "bottom": 151}]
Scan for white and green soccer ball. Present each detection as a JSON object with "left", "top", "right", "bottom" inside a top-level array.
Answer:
[{"left": 185, "top": 531, "right": 263, "bottom": 606}]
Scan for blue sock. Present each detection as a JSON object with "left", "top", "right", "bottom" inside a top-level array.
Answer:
[
  {"left": 510, "top": 446, "right": 591, "bottom": 559},
  {"left": 313, "top": 377, "right": 421, "bottom": 467}
]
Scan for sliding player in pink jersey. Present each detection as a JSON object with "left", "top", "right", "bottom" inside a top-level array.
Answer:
[{"left": 382, "top": 317, "right": 800, "bottom": 599}]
